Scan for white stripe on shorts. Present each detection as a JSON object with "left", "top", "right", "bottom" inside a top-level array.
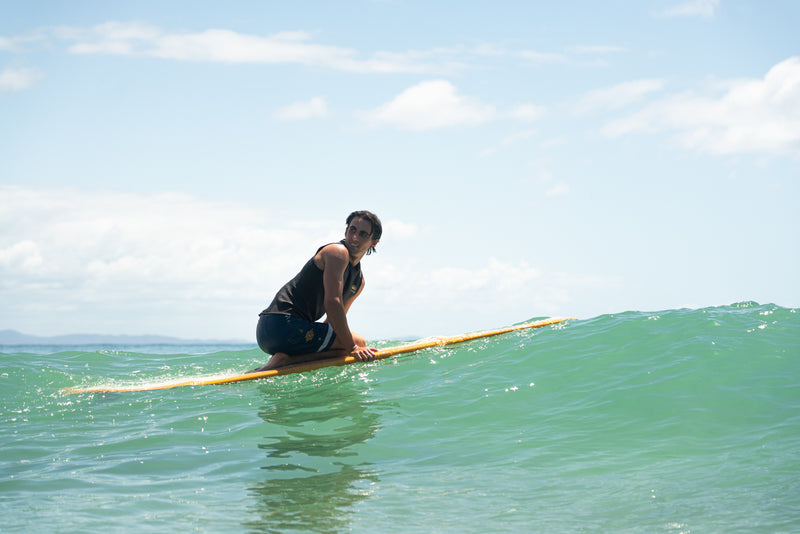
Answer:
[{"left": 319, "top": 324, "right": 335, "bottom": 351}]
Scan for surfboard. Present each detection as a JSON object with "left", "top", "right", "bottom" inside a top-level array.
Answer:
[{"left": 63, "top": 317, "right": 574, "bottom": 394}]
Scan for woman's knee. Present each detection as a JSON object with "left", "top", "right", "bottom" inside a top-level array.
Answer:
[{"left": 352, "top": 332, "right": 366, "bottom": 347}]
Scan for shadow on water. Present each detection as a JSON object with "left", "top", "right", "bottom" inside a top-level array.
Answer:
[{"left": 245, "top": 376, "right": 381, "bottom": 533}]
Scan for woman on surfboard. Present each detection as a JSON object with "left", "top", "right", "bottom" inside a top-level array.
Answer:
[{"left": 249, "top": 210, "right": 382, "bottom": 372}]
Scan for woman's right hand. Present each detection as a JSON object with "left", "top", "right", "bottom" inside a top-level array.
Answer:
[{"left": 350, "top": 345, "right": 378, "bottom": 362}]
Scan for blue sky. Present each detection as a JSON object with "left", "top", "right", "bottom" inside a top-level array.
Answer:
[{"left": 1, "top": 0, "right": 798, "bottom": 341}]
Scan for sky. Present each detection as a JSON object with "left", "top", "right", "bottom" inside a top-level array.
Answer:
[{"left": 1, "top": 0, "right": 798, "bottom": 342}]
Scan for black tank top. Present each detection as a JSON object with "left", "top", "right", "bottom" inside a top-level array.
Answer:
[{"left": 261, "top": 240, "right": 363, "bottom": 322}]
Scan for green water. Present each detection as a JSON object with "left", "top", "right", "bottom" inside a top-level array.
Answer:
[{"left": 2, "top": 303, "right": 798, "bottom": 532}]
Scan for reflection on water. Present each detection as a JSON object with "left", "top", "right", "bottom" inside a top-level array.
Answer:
[
  {"left": 245, "top": 377, "right": 381, "bottom": 533},
  {"left": 246, "top": 464, "right": 379, "bottom": 533}
]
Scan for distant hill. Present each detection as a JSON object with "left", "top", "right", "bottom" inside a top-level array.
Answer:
[{"left": 0, "top": 329, "right": 250, "bottom": 346}]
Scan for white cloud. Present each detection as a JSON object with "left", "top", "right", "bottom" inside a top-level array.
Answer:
[
  {"left": 603, "top": 57, "right": 800, "bottom": 156},
  {"left": 0, "top": 188, "right": 282, "bottom": 286},
  {"left": 478, "top": 129, "right": 538, "bottom": 158},
  {"left": 362, "top": 81, "right": 544, "bottom": 131},
  {"left": 508, "top": 103, "right": 546, "bottom": 122},
  {"left": 568, "top": 45, "right": 628, "bottom": 55},
  {"left": 369, "top": 256, "right": 617, "bottom": 335},
  {"left": 0, "top": 30, "right": 47, "bottom": 52},
  {"left": 524, "top": 168, "right": 570, "bottom": 198},
  {"left": 362, "top": 80, "right": 496, "bottom": 131},
  {"left": 575, "top": 79, "right": 665, "bottom": 114},
  {"left": 519, "top": 50, "right": 567, "bottom": 63},
  {"left": 0, "top": 240, "right": 43, "bottom": 270},
  {"left": 658, "top": 0, "right": 720, "bottom": 18},
  {"left": 545, "top": 183, "right": 571, "bottom": 197},
  {"left": 0, "top": 36, "right": 16, "bottom": 51},
  {"left": 0, "top": 66, "right": 42, "bottom": 92},
  {"left": 430, "top": 258, "right": 542, "bottom": 294},
  {"left": 473, "top": 43, "right": 507, "bottom": 57},
  {"left": 374, "top": 258, "right": 542, "bottom": 312},
  {"left": 274, "top": 97, "right": 329, "bottom": 120},
  {"left": 55, "top": 21, "right": 442, "bottom": 73}
]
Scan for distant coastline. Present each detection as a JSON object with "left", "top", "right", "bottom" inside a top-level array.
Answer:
[{"left": 0, "top": 329, "right": 251, "bottom": 346}]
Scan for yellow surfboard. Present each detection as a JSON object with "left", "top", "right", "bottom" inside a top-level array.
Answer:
[{"left": 64, "top": 317, "right": 574, "bottom": 394}]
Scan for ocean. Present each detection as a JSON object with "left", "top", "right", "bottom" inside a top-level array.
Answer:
[{"left": 1, "top": 302, "right": 798, "bottom": 533}]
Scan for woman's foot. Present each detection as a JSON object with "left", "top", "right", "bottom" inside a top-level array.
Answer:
[{"left": 246, "top": 352, "right": 291, "bottom": 373}]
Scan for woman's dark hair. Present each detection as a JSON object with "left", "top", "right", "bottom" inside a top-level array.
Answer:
[{"left": 346, "top": 210, "right": 382, "bottom": 254}]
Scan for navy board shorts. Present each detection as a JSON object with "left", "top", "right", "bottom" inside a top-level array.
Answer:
[{"left": 256, "top": 313, "right": 336, "bottom": 355}]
